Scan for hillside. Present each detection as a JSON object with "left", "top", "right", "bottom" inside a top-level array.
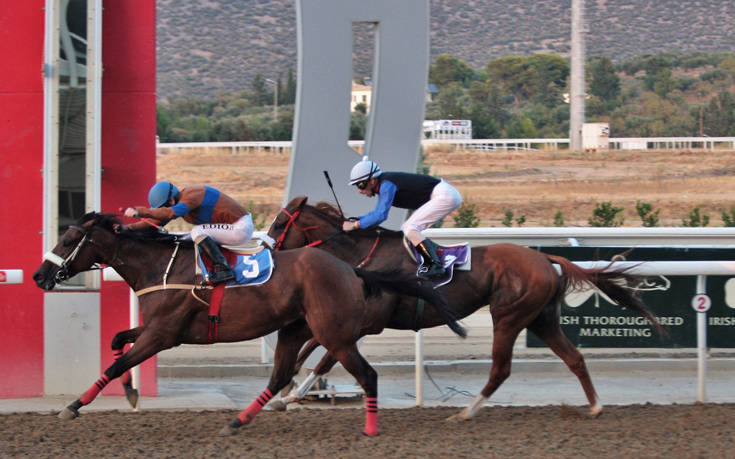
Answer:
[
  {"left": 156, "top": 0, "right": 735, "bottom": 100},
  {"left": 156, "top": 145, "right": 735, "bottom": 229}
]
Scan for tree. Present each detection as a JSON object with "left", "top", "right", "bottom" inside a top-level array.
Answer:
[
  {"left": 486, "top": 56, "right": 535, "bottom": 102},
  {"left": 528, "top": 54, "right": 568, "bottom": 106},
  {"left": 702, "top": 91, "right": 735, "bottom": 136},
  {"left": 349, "top": 110, "right": 367, "bottom": 140},
  {"left": 505, "top": 116, "right": 537, "bottom": 138},
  {"left": 284, "top": 68, "right": 297, "bottom": 105},
  {"left": 429, "top": 54, "right": 476, "bottom": 88},
  {"left": 250, "top": 74, "right": 268, "bottom": 106},
  {"left": 589, "top": 57, "right": 620, "bottom": 101},
  {"left": 467, "top": 81, "right": 509, "bottom": 138},
  {"left": 436, "top": 82, "right": 467, "bottom": 119}
]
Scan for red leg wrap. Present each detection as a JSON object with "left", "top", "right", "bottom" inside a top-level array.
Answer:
[
  {"left": 79, "top": 374, "right": 110, "bottom": 405},
  {"left": 237, "top": 389, "right": 273, "bottom": 424},
  {"left": 363, "top": 397, "right": 379, "bottom": 436}
]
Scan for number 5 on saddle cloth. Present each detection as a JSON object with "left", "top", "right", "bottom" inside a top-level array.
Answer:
[{"left": 195, "top": 245, "right": 274, "bottom": 287}]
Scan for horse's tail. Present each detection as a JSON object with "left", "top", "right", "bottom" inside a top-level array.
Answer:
[
  {"left": 546, "top": 254, "right": 666, "bottom": 337},
  {"left": 354, "top": 268, "right": 467, "bottom": 338}
]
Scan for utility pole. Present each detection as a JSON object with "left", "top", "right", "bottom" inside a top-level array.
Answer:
[
  {"left": 569, "top": 0, "right": 585, "bottom": 152},
  {"left": 265, "top": 78, "right": 279, "bottom": 120}
]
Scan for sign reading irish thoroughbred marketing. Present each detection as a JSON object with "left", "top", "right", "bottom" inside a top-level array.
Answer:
[{"left": 526, "top": 247, "right": 735, "bottom": 348}]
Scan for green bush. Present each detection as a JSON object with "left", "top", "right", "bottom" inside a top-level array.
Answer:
[
  {"left": 553, "top": 210, "right": 565, "bottom": 227},
  {"left": 636, "top": 200, "right": 660, "bottom": 227},
  {"left": 588, "top": 202, "right": 624, "bottom": 227},
  {"left": 682, "top": 206, "right": 710, "bottom": 227},
  {"left": 721, "top": 207, "right": 735, "bottom": 227},
  {"left": 454, "top": 199, "right": 480, "bottom": 228},
  {"left": 501, "top": 209, "right": 526, "bottom": 227}
]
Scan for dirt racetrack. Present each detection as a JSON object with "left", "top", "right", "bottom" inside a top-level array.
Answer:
[{"left": 2, "top": 404, "right": 734, "bottom": 457}]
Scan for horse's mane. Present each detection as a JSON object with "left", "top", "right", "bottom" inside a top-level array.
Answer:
[
  {"left": 78, "top": 212, "right": 193, "bottom": 246},
  {"left": 311, "top": 202, "right": 403, "bottom": 237}
]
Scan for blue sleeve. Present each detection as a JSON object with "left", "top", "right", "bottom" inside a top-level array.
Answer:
[
  {"left": 358, "top": 180, "right": 397, "bottom": 228},
  {"left": 170, "top": 202, "right": 191, "bottom": 218}
]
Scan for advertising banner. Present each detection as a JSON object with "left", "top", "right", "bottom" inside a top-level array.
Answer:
[{"left": 526, "top": 247, "right": 735, "bottom": 348}]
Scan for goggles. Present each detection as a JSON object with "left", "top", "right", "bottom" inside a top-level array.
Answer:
[{"left": 356, "top": 180, "right": 369, "bottom": 190}]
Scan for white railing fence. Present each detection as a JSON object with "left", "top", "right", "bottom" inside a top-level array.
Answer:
[{"left": 157, "top": 137, "right": 735, "bottom": 153}]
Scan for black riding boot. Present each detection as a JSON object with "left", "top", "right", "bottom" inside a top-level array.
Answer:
[
  {"left": 198, "top": 236, "right": 235, "bottom": 284},
  {"left": 416, "top": 239, "right": 446, "bottom": 279}
]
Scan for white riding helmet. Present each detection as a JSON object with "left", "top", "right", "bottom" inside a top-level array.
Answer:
[{"left": 349, "top": 156, "right": 382, "bottom": 185}]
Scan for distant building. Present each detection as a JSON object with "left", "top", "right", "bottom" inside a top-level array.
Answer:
[
  {"left": 350, "top": 82, "right": 372, "bottom": 112},
  {"left": 423, "top": 120, "right": 472, "bottom": 140},
  {"left": 350, "top": 81, "right": 441, "bottom": 113}
]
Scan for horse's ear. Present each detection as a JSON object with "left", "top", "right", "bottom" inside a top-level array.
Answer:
[{"left": 289, "top": 196, "right": 308, "bottom": 210}]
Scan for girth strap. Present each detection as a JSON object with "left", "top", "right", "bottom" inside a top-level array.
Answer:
[{"left": 412, "top": 298, "right": 425, "bottom": 331}]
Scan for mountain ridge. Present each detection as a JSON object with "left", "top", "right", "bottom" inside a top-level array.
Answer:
[{"left": 156, "top": 0, "right": 735, "bottom": 100}]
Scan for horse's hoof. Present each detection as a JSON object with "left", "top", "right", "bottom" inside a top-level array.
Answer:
[
  {"left": 589, "top": 404, "right": 603, "bottom": 418},
  {"left": 270, "top": 400, "right": 287, "bottom": 412},
  {"left": 362, "top": 429, "right": 379, "bottom": 437},
  {"left": 58, "top": 407, "right": 79, "bottom": 420},
  {"left": 125, "top": 387, "right": 139, "bottom": 409},
  {"left": 218, "top": 425, "right": 239, "bottom": 437}
]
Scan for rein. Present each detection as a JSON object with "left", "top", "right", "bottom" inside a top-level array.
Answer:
[{"left": 273, "top": 207, "right": 381, "bottom": 268}]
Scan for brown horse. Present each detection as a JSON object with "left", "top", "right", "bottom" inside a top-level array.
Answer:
[
  {"left": 32, "top": 212, "right": 464, "bottom": 436},
  {"left": 267, "top": 197, "right": 665, "bottom": 419}
]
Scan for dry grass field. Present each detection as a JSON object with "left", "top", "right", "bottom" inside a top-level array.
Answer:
[{"left": 157, "top": 145, "right": 735, "bottom": 229}]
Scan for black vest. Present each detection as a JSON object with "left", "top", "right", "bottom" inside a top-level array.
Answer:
[{"left": 379, "top": 172, "right": 440, "bottom": 209}]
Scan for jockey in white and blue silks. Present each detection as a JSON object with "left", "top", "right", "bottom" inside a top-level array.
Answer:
[
  {"left": 124, "top": 182, "right": 253, "bottom": 284},
  {"left": 343, "top": 156, "right": 462, "bottom": 279}
]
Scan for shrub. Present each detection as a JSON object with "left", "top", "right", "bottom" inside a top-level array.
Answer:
[
  {"left": 682, "top": 206, "right": 710, "bottom": 227},
  {"left": 501, "top": 209, "right": 526, "bottom": 227},
  {"left": 721, "top": 207, "right": 735, "bottom": 227},
  {"left": 636, "top": 200, "right": 660, "bottom": 227},
  {"left": 588, "top": 202, "right": 624, "bottom": 227},
  {"left": 454, "top": 199, "right": 480, "bottom": 228},
  {"left": 553, "top": 210, "right": 565, "bottom": 227}
]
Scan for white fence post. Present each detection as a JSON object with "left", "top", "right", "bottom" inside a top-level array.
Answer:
[{"left": 694, "top": 275, "right": 709, "bottom": 402}]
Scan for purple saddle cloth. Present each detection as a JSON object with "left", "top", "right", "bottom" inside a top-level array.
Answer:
[{"left": 408, "top": 242, "right": 470, "bottom": 287}]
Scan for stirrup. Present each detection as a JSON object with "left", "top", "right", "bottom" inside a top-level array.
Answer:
[
  {"left": 208, "top": 265, "right": 235, "bottom": 284},
  {"left": 418, "top": 263, "right": 446, "bottom": 279}
]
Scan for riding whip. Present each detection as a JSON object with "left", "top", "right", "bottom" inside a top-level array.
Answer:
[{"left": 323, "top": 170, "right": 346, "bottom": 219}]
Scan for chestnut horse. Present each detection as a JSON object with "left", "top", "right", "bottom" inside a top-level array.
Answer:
[
  {"left": 267, "top": 197, "right": 664, "bottom": 419},
  {"left": 33, "top": 212, "right": 464, "bottom": 436}
]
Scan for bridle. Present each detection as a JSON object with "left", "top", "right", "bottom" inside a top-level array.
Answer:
[
  {"left": 42, "top": 225, "right": 103, "bottom": 282},
  {"left": 271, "top": 207, "right": 381, "bottom": 268},
  {"left": 272, "top": 208, "right": 327, "bottom": 250}
]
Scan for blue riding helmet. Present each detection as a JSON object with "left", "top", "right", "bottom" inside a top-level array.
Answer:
[{"left": 148, "top": 181, "right": 180, "bottom": 208}]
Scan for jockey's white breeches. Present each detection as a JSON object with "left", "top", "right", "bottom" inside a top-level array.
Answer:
[
  {"left": 401, "top": 180, "right": 462, "bottom": 240},
  {"left": 191, "top": 214, "right": 254, "bottom": 246}
]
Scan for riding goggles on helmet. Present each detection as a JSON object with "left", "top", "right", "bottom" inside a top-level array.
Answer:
[{"left": 356, "top": 180, "right": 369, "bottom": 190}]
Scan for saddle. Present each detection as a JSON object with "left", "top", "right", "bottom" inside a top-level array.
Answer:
[{"left": 403, "top": 239, "right": 471, "bottom": 287}]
